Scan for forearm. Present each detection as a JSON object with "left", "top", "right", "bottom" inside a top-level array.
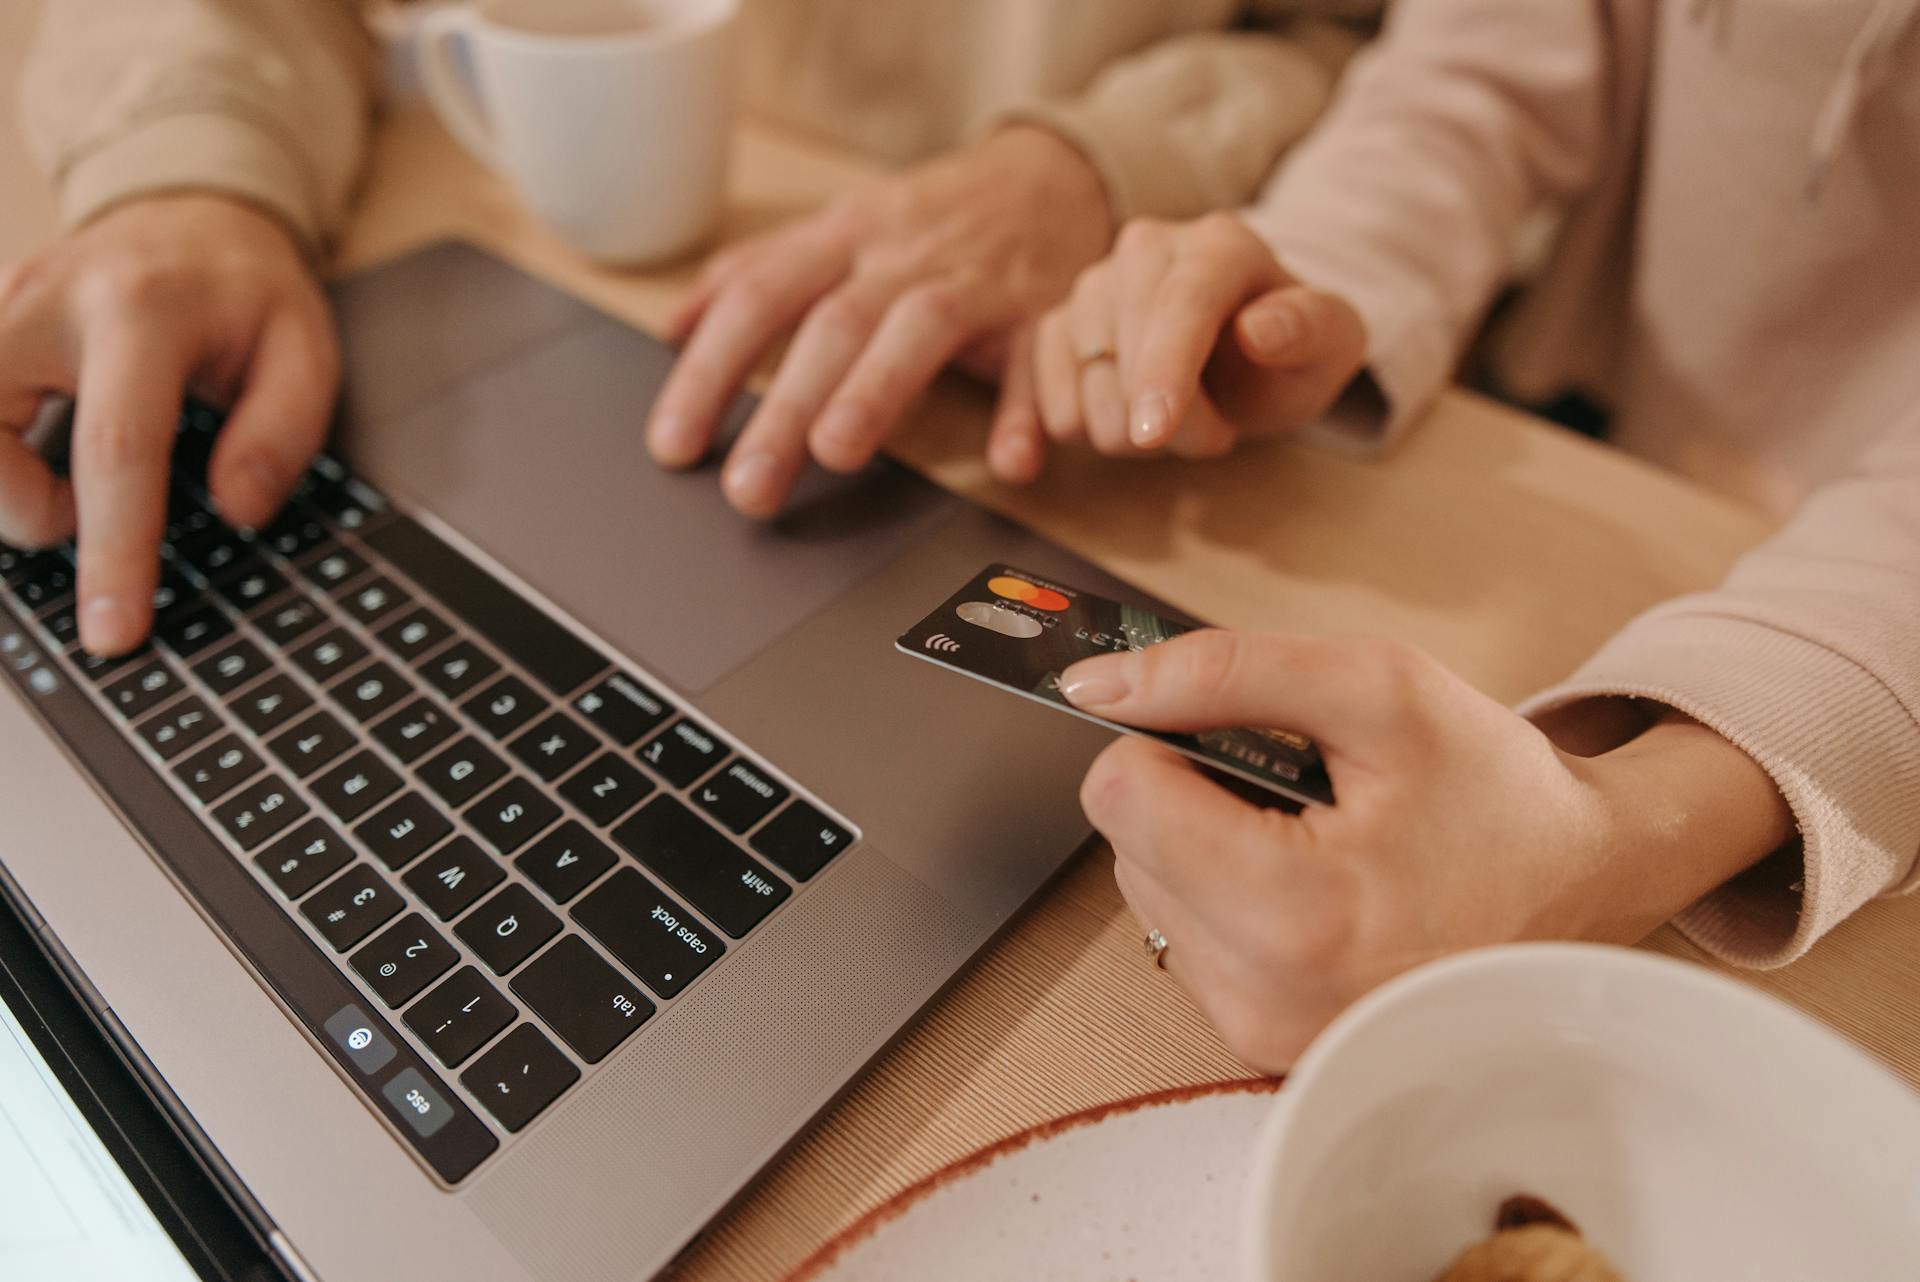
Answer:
[
  {"left": 19, "top": 0, "right": 377, "bottom": 255},
  {"left": 993, "top": 23, "right": 1365, "bottom": 225}
]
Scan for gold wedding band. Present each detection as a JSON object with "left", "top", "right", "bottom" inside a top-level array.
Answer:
[{"left": 1143, "top": 928, "right": 1170, "bottom": 970}]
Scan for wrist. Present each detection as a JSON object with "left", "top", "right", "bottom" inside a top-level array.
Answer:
[
  {"left": 1560, "top": 710, "right": 1795, "bottom": 942},
  {"left": 983, "top": 124, "right": 1116, "bottom": 245}
]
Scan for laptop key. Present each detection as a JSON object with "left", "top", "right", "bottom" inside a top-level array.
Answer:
[
  {"left": 341, "top": 574, "right": 409, "bottom": 626},
  {"left": 256, "top": 818, "right": 352, "bottom": 898},
  {"left": 260, "top": 509, "right": 331, "bottom": 561},
  {"left": 751, "top": 801, "right": 853, "bottom": 882},
  {"left": 72, "top": 646, "right": 143, "bottom": 685},
  {"left": 154, "top": 603, "right": 233, "bottom": 659},
  {"left": 459, "top": 1024, "right": 578, "bottom": 1133},
  {"left": 572, "top": 672, "right": 672, "bottom": 746},
  {"left": 405, "top": 967, "right": 516, "bottom": 1069},
  {"left": 103, "top": 659, "right": 182, "bottom": 720},
  {"left": 466, "top": 777, "right": 561, "bottom": 856},
  {"left": 174, "top": 735, "right": 262, "bottom": 804},
  {"left": 515, "top": 822, "right": 616, "bottom": 905},
  {"left": 404, "top": 837, "right": 504, "bottom": 921},
  {"left": 175, "top": 525, "right": 251, "bottom": 580},
  {"left": 193, "top": 639, "right": 270, "bottom": 697},
  {"left": 137, "top": 694, "right": 221, "bottom": 760},
  {"left": 419, "top": 736, "right": 507, "bottom": 808},
  {"left": 300, "top": 544, "right": 368, "bottom": 592},
  {"left": 420, "top": 640, "right": 499, "bottom": 700},
  {"left": 455, "top": 884, "right": 559, "bottom": 975},
  {"left": 291, "top": 627, "right": 368, "bottom": 681},
  {"left": 373, "top": 698, "right": 457, "bottom": 764},
  {"left": 509, "top": 711, "right": 596, "bottom": 782},
  {"left": 636, "top": 720, "right": 729, "bottom": 789},
  {"left": 211, "top": 773, "right": 308, "bottom": 850},
  {"left": 351, "top": 914, "right": 459, "bottom": 1008},
  {"left": 267, "top": 710, "right": 355, "bottom": 777},
  {"left": 693, "top": 758, "right": 790, "bottom": 834},
  {"left": 253, "top": 594, "right": 327, "bottom": 647},
  {"left": 511, "top": 935, "right": 652, "bottom": 1063},
  {"left": 213, "top": 558, "right": 289, "bottom": 612},
  {"left": 612, "top": 798, "right": 789, "bottom": 939},
  {"left": 355, "top": 792, "right": 454, "bottom": 870},
  {"left": 302, "top": 863, "right": 403, "bottom": 951},
  {"left": 230, "top": 672, "right": 313, "bottom": 736},
  {"left": 37, "top": 599, "right": 79, "bottom": 649},
  {"left": 330, "top": 659, "right": 413, "bottom": 724},
  {"left": 557, "top": 753, "right": 654, "bottom": 828},
  {"left": 460, "top": 675, "right": 542, "bottom": 741},
  {"left": 312, "top": 750, "right": 402, "bottom": 823},
  {"left": 376, "top": 607, "right": 454, "bottom": 664},
  {"left": 572, "top": 869, "right": 722, "bottom": 1000}
]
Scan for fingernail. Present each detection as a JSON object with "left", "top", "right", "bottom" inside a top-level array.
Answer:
[
  {"left": 81, "top": 595, "right": 137, "bottom": 656},
  {"left": 1131, "top": 393, "right": 1173, "bottom": 447},
  {"left": 1060, "top": 651, "right": 1138, "bottom": 706},
  {"left": 1242, "top": 301, "right": 1301, "bottom": 358},
  {"left": 723, "top": 451, "right": 780, "bottom": 510}
]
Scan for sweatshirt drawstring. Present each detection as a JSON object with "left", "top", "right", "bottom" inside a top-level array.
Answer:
[
  {"left": 1692, "top": 0, "right": 1918, "bottom": 203},
  {"left": 1806, "top": 0, "right": 1919, "bottom": 201}
]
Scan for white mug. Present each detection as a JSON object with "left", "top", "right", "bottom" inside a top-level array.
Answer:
[{"left": 419, "top": 0, "right": 739, "bottom": 264}]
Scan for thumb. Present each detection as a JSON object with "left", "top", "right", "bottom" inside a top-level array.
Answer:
[
  {"left": 1058, "top": 629, "right": 1415, "bottom": 753},
  {"left": 1233, "top": 285, "right": 1366, "bottom": 371},
  {"left": 1209, "top": 286, "right": 1368, "bottom": 432}
]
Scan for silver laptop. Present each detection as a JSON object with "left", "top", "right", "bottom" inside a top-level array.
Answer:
[{"left": 0, "top": 242, "right": 1152, "bottom": 1281}]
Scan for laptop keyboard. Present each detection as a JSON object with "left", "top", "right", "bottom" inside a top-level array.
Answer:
[{"left": 0, "top": 405, "right": 856, "bottom": 1184}]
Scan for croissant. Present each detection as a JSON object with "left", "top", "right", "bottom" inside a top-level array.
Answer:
[{"left": 1431, "top": 1195, "right": 1624, "bottom": 1282}]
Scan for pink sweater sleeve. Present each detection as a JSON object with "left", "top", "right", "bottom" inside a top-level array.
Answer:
[
  {"left": 1521, "top": 415, "right": 1920, "bottom": 966},
  {"left": 1241, "top": 0, "right": 1624, "bottom": 453}
]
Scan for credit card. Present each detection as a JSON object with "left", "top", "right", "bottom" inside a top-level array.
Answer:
[{"left": 895, "top": 565, "right": 1333, "bottom": 807}]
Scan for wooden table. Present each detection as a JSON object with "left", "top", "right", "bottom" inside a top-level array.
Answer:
[{"left": 4, "top": 13, "right": 1917, "bottom": 1280}]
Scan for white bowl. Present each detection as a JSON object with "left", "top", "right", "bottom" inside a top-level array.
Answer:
[{"left": 1240, "top": 943, "right": 1920, "bottom": 1282}]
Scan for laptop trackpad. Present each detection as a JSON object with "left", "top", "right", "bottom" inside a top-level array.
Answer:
[{"left": 336, "top": 310, "right": 956, "bottom": 695}]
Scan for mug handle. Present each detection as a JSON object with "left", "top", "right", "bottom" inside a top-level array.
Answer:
[{"left": 417, "top": 6, "right": 498, "bottom": 167}]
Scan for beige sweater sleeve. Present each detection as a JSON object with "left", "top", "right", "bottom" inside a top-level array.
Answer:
[
  {"left": 1241, "top": 0, "right": 1616, "bottom": 454},
  {"left": 18, "top": 0, "right": 377, "bottom": 256},
  {"left": 1520, "top": 416, "right": 1920, "bottom": 967},
  {"left": 998, "top": 18, "right": 1367, "bottom": 224}
]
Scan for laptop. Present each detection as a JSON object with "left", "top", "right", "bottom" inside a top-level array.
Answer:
[{"left": 0, "top": 241, "right": 1156, "bottom": 1281}]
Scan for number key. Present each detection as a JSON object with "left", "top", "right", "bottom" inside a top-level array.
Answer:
[
  {"left": 174, "top": 735, "right": 262, "bottom": 804},
  {"left": 137, "top": 695, "right": 220, "bottom": 760},
  {"left": 301, "top": 863, "right": 402, "bottom": 951}
]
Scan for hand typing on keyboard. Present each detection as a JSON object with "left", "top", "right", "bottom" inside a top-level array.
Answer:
[{"left": 0, "top": 195, "right": 337, "bottom": 657}]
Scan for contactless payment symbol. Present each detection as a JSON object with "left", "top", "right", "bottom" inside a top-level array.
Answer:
[
  {"left": 923, "top": 633, "right": 963, "bottom": 653},
  {"left": 986, "top": 575, "right": 1070, "bottom": 612}
]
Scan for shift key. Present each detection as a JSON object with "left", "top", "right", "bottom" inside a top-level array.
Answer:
[{"left": 611, "top": 798, "right": 789, "bottom": 938}]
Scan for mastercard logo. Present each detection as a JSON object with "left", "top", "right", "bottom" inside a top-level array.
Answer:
[{"left": 987, "top": 575, "right": 1070, "bottom": 612}]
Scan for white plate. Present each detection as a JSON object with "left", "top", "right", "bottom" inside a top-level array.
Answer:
[{"left": 788, "top": 1080, "right": 1279, "bottom": 1282}]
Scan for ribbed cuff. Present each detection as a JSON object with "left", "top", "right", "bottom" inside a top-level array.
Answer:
[
  {"left": 993, "top": 98, "right": 1208, "bottom": 227},
  {"left": 55, "top": 111, "right": 325, "bottom": 258},
  {"left": 1521, "top": 611, "right": 1920, "bottom": 969}
]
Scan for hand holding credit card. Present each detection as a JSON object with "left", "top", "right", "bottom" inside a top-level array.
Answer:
[{"left": 896, "top": 565, "right": 1333, "bottom": 807}]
